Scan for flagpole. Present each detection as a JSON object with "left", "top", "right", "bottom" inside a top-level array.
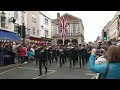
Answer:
[{"left": 63, "top": 37, "right": 64, "bottom": 45}]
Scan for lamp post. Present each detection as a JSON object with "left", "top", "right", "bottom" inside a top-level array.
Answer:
[{"left": 21, "top": 11, "right": 26, "bottom": 46}]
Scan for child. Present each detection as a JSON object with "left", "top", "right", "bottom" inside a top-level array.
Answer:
[{"left": 28, "top": 50, "right": 35, "bottom": 63}]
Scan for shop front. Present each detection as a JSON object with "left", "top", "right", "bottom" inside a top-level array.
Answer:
[
  {"left": 40, "top": 37, "right": 52, "bottom": 46},
  {"left": 28, "top": 36, "right": 52, "bottom": 46}
]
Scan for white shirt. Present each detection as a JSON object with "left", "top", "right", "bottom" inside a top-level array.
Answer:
[
  {"left": 95, "top": 56, "right": 108, "bottom": 65},
  {"left": 30, "top": 48, "right": 35, "bottom": 53}
]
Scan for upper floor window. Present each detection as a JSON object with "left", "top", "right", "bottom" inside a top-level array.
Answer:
[
  {"left": 73, "top": 24, "right": 76, "bottom": 33},
  {"left": 37, "top": 30, "right": 39, "bottom": 35},
  {"left": 32, "top": 13, "right": 36, "bottom": 23},
  {"left": 58, "top": 26, "right": 61, "bottom": 34},
  {"left": 44, "top": 18, "right": 48, "bottom": 25},
  {"left": 14, "top": 11, "right": 18, "bottom": 19},
  {"left": 45, "top": 30, "right": 48, "bottom": 38},
  {"left": 32, "top": 27, "right": 35, "bottom": 35},
  {"left": 1, "top": 16, "right": 6, "bottom": 28}
]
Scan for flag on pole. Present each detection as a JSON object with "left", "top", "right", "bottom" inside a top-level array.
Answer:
[
  {"left": 60, "top": 17, "right": 67, "bottom": 38},
  {"left": 118, "top": 15, "right": 120, "bottom": 37}
]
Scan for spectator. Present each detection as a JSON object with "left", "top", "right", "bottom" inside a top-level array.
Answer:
[
  {"left": 107, "top": 41, "right": 112, "bottom": 47},
  {"left": 28, "top": 49, "right": 35, "bottom": 63},
  {"left": 89, "top": 46, "right": 120, "bottom": 79},
  {"left": 94, "top": 45, "right": 108, "bottom": 79},
  {"left": 19, "top": 45, "right": 26, "bottom": 64}
]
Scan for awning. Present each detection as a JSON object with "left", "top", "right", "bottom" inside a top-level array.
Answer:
[{"left": 0, "top": 29, "right": 21, "bottom": 42}]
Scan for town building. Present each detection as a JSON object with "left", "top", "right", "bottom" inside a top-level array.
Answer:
[
  {"left": 39, "top": 11, "right": 52, "bottom": 45},
  {"left": 26, "top": 11, "right": 40, "bottom": 43},
  {"left": 0, "top": 11, "right": 25, "bottom": 42},
  {"left": 51, "top": 13, "right": 84, "bottom": 45}
]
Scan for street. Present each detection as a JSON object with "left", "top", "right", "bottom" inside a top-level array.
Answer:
[{"left": 0, "top": 60, "right": 96, "bottom": 79}]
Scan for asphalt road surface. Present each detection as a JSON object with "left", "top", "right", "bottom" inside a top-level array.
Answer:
[{"left": 0, "top": 59, "right": 96, "bottom": 79}]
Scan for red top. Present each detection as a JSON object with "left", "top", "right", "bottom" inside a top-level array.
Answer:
[{"left": 19, "top": 47, "right": 26, "bottom": 56}]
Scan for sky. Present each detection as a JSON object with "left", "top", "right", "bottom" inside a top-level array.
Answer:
[{"left": 46, "top": 11, "right": 117, "bottom": 43}]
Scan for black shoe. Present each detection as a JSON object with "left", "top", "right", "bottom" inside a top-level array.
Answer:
[
  {"left": 45, "top": 71, "right": 47, "bottom": 74},
  {"left": 39, "top": 73, "right": 42, "bottom": 76}
]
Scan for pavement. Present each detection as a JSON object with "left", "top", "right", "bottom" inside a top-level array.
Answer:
[
  {"left": 0, "top": 59, "right": 96, "bottom": 79},
  {"left": 0, "top": 60, "right": 28, "bottom": 73}
]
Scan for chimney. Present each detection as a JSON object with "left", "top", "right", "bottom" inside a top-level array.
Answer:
[{"left": 57, "top": 13, "right": 60, "bottom": 19}]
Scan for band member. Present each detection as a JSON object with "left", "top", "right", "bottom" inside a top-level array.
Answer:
[
  {"left": 81, "top": 45, "right": 86, "bottom": 67},
  {"left": 68, "top": 46, "right": 73, "bottom": 67},
  {"left": 78, "top": 44, "right": 82, "bottom": 68},
  {"left": 51, "top": 46, "right": 58, "bottom": 63},
  {"left": 59, "top": 45, "right": 65, "bottom": 67},
  {"left": 38, "top": 46, "right": 47, "bottom": 76}
]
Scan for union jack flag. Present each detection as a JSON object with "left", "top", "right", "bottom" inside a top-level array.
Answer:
[
  {"left": 118, "top": 15, "right": 120, "bottom": 37},
  {"left": 60, "top": 17, "right": 67, "bottom": 38}
]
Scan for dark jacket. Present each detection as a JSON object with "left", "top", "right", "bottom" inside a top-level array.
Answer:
[{"left": 39, "top": 48, "right": 47, "bottom": 62}]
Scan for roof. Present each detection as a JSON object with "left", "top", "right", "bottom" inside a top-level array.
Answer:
[{"left": 60, "top": 13, "right": 81, "bottom": 20}]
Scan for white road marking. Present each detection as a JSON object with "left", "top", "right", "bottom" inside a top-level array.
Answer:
[
  {"left": 86, "top": 73, "right": 96, "bottom": 76},
  {"left": 18, "top": 67, "right": 39, "bottom": 70},
  {"left": 91, "top": 76, "right": 97, "bottom": 79},
  {"left": 18, "top": 67, "right": 55, "bottom": 72},
  {"left": 0, "top": 68, "right": 17, "bottom": 75},
  {"left": 86, "top": 73, "right": 97, "bottom": 79},
  {"left": 32, "top": 70, "right": 57, "bottom": 79}
]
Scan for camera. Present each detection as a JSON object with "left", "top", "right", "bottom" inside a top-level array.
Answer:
[{"left": 96, "top": 49, "right": 103, "bottom": 54}]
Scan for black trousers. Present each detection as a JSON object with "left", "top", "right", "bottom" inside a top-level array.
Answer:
[
  {"left": 69, "top": 56, "right": 73, "bottom": 67},
  {"left": 11, "top": 53, "right": 15, "bottom": 64},
  {"left": 35, "top": 57, "right": 39, "bottom": 64},
  {"left": 59, "top": 55, "right": 65, "bottom": 66},
  {"left": 85, "top": 54, "right": 88, "bottom": 64},
  {"left": 82, "top": 56, "right": 85, "bottom": 67},
  {"left": 48, "top": 56, "right": 52, "bottom": 64},
  {"left": 79, "top": 56, "right": 82, "bottom": 68},
  {"left": 38, "top": 60, "right": 47, "bottom": 75},
  {"left": 52, "top": 55, "right": 57, "bottom": 62},
  {"left": 72, "top": 56, "right": 76, "bottom": 66},
  {"left": 64, "top": 56, "right": 67, "bottom": 62}
]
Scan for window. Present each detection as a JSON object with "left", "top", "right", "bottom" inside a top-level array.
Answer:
[
  {"left": 37, "top": 30, "right": 39, "bottom": 35},
  {"left": 1, "top": 16, "right": 6, "bottom": 28},
  {"left": 32, "top": 14, "right": 36, "bottom": 23},
  {"left": 14, "top": 11, "right": 18, "bottom": 19},
  {"left": 45, "top": 30, "right": 48, "bottom": 38},
  {"left": 73, "top": 24, "right": 76, "bottom": 33},
  {"left": 32, "top": 27, "right": 35, "bottom": 35},
  {"left": 14, "top": 25, "right": 18, "bottom": 32},
  {"left": 58, "top": 26, "right": 61, "bottom": 34},
  {"left": 32, "top": 17, "right": 36, "bottom": 22},
  {"left": 44, "top": 18, "right": 48, "bottom": 25}
]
